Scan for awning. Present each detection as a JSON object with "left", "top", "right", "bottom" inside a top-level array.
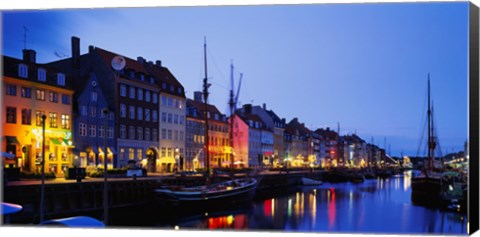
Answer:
[
  {"left": 89, "top": 146, "right": 98, "bottom": 154},
  {"left": 108, "top": 147, "right": 116, "bottom": 155},
  {"left": 50, "top": 139, "right": 61, "bottom": 145},
  {"left": 5, "top": 136, "right": 19, "bottom": 144}
]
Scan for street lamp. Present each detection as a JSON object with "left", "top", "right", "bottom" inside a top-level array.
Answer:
[
  {"left": 39, "top": 114, "right": 46, "bottom": 223},
  {"left": 102, "top": 108, "right": 109, "bottom": 225},
  {"left": 175, "top": 147, "right": 180, "bottom": 172}
]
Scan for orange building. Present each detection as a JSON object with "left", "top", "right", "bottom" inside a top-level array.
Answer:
[{"left": 2, "top": 50, "right": 74, "bottom": 176}]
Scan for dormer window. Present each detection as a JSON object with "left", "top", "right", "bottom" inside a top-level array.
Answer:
[
  {"left": 140, "top": 74, "right": 145, "bottom": 81},
  {"left": 214, "top": 114, "right": 219, "bottom": 120},
  {"left": 57, "top": 73, "right": 65, "bottom": 86},
  {"left": 170, "top": 85, "right": 174, "bottom": 92},
  {"left": 178, "top": 87, "right": 182, "bottom": 94},
  {"left": 129, "top": 71, "right": 135, "bottom": 79},
  {"left": 38, "top": 68, "right": 46, "bottom": 82},
  {"left": 18, "top": 64, "right": 28, "bottom": 78},
  {"left": 162, "top": 82, "right": 167, "bottom": 90},
  {"left": 149, "top": 77, "right": 154, "bottom": 84}
]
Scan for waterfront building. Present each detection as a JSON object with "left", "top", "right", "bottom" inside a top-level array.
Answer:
[
  {"left": 230, "top": 114, "right": 249, "bottom": 167},
  {"left": 48, "top": 37, "right": 167, "bottom": 171},
  {"left": 185, "top": 92, "right": 229, "bottom": 170},
  {"left": 310, "top": 130, "right": 324, "bottom": 167},
  {"left": 238, "top": 104, "right": 274, "bottom": 167},
  {"left": 315, "top": 128, "right": 339, "bottom": 167},
  {"left": 2, "top": 50, "right": 74, "bottom": 176},
  {"left": 342, "top": 134, "right": 368, "bottom": 167},
  {"left": 265, "top": 110, "right": 286, "bottom": 167},
  {"left": 143, "top": 60, "right": 186, "bottom": 172},
  {"left": 284, "top": 118, "right": 311, "bottom": 168}
]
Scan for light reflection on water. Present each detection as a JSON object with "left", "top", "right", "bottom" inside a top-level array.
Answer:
[{"left": 172, "top": 172, "right": 467, "bottom": 234}]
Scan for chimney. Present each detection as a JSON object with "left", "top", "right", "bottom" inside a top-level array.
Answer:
[
  {"left": 194, "top": 91, "right": 203, "bottom": 102},
  {"left": 326, "top": 127, "right": 330, "bottom": 131},
  {"left": 263, "top": 103, "right": 266, "bottom": 110},
  {"left": 155, "top": 60, "right": 162, "bottom": 68},
  {"left": 148, "top": 61, "right": 153, "bottom": 66},
  {"left": 71, "top": 36, "right": 80, "bottom": 68},
  {"left": 243, "top": 104, "right": 252, "bottom": 114},
  {"left": 88, "top": 45, "right": 95, "bottom": 54},
  {"left": 281, "top": 118, "right": 286, "bottom": 124},
  {"left": 137, "top": 57, "right": 145, "bottom": 64},
  {"left": 22, "top": 49, "right": 36, "bottom": 63}
]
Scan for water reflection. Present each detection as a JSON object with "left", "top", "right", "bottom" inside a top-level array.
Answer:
[{"left": 172, "top": 174, "right": 467, "bottom": 234}]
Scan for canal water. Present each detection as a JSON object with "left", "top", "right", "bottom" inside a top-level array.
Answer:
[{"left": 111, "top": 171, "right": 468, "bottom": 235}]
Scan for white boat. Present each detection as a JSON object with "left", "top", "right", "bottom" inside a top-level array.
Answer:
[
  {"left": 2, "top": 202, "right": 23, "bottom": 224},
  {"left": 39, "top": 216, "right": 105, "bottom": 227},
  {"left": 299, "top": 177, "right": 323, "bottom": 186}
]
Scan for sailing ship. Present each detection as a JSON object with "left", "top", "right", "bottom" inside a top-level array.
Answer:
[
  {"left": 155, "top": 38, "right": 257, "bottom": 207},
  {"left": 411, "top": 75, "right": 444, "bottom": 203}
]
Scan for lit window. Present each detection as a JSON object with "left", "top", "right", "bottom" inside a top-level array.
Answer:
[
  {"left": 49, "top": 92, "right": 58, "bottom": 103},
  {"left": 36, "top": 111, "right": 45, "bottom": 126},
  {"left": 36, "top": 89, "right": 45, "bottom": 101},
  {"left": 61, "top": 114, "right": 70, "bottom": 129}
]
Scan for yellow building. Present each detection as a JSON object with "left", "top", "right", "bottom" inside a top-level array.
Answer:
[{"left": 2, "top": 50, "right": 74, "bottom": 177}]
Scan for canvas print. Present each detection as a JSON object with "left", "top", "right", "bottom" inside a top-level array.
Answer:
[{"left": 1, "top": 2, "right": 478, "bottom": 236}]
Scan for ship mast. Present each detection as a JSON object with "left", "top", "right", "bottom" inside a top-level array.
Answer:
[
  {"left": 229, "top": 63, "right": 235, "bottom": 169},
  {"left": 203, "top": 37, "right": 210, "bottom": 177}
]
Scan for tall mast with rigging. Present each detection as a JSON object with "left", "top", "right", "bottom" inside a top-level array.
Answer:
[{"left": 203, "top": 37, "right": 210, "bottom": 177}]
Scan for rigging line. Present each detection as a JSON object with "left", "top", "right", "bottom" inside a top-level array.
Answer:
[{"left": 206, "top": 46, "right": 228, "bottom": 87}]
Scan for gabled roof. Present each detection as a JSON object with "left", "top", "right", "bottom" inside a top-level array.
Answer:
[
  {"left": 266, "top": 109, "right": 285, "bottom": 127},
  {"left": 315, "top": 128, "right": 339, "bottom": 140},
  {"left": 186, "top": 98, "right": 226, "bottom": 124},
  {"left": 236, "top": 112, "right": 269, "bottom": 130},
  {"left": 285, "top": 118, "right": 311, "bottom": 136},
  {"left": 143, "top": 61, "right": 185, "bottom": 98},
  {"left": 95, "top": 47, "right": 150, "bottom": 75}
]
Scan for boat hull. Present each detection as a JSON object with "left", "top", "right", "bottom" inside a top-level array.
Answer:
[
  {"left": 411, "top": 176, "right": 443, "bottom": 205},
  {"left": 155, "top": 178, "right": 257, "bottom": 208}
]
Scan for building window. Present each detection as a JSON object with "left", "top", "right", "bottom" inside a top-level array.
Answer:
[
  {"left": 137, "top": 127, "right": 143, "bottom": 140},
  {"left": 18, "top": 64, "right": 28, "bottom": 78},
  {"left": 167, "top": 97, "right": 173, "bottom": 107},
  {"left": 36, "top": 111, "right": 45, "bottom": 126},
  {"left": 38, "top": 68, "right": 46, "bottom": 82},
  {"left": 140, "top": 74, "right": 145, "bottom": 81},
  {"left": 6, "top": 107, "right": 16, "bottom": 124},
  {"left": 61, "top": 94, "right": 70, "bottom": 104},
  {"left": 174, "top": 114, "right": 178, "bottom": 124},
  {"left": 79, "top": 123, "right": 87, "bottom": 136},
  {"left": 48, "top": 112, "right": 57, "bottom": 128},
  {"left": 129, "top": 106, "right": 135, "bottom": 119},
  {"left": 91, "top": 91, "right": 97, "bottom": 102},
  {"left": 129, "top": 86, "right": 135, "bottom": 99},
  {"left": 178, "top": 87, "right": 183, "bottom": 94},
  {"left": 161, "top": 95, "right": 167, "bottom": 106},
  {"left": 161, "top": 129, "right": 166, "bottom": 139},
  {"left": 161, "top": 112, "right": 167, "bottom": 122},
  {"left": 137, "top": 149, "right": 143, "bottom": 160},
  {"left": 120, "top": 84, "right": 127, "bottom": 97},
  {"left": 152, "top": 110, "right": 158, "bottom": 123},
  {"left": 21, "top": 109, "right": 31, "bottom": 125},
  {"left": 153, "top": 93, "right": 158, "bottom": 104},
  {"left": 169, "top": 85, "right": 174, "bottom": 92},
  {"left": 36, "top": 89, "right": 45, "bottom": 100},
  {"left": 174, "top": 130, "right": 178, "bottom": 140},
  {"left": 49, "top": 92, "right": 58, "bottom": 103},
  {"left": 137, "top": 88, "right": 143, "bottom": 101},
  {"left": 120, "top": 125, "right": 126, "bottom": 139},
  {"left": 89, "top": 106, "right": 97, "bottom": 117},
  {"left": 161, "top": 147, "right": 166, "bottom": 158},
  {"left": 152, "top": 129, "right": 157, "bottom": 141},
  {"left": 145, "top": 128, "right": 150, "bottom": 141},
  {"left": 162, "top": 82, "right": 167, "bottom": 90},
  {"left": 6, "top": 84, "right": 16, "bottom": 96},
  {"left": 107, "top": 126, "right": 114, "bottom": 138},
  {"left": 98, "top": 125, "right": 105, "bottom": 138},
  {"left": 80, "top": 106, "right": 87, "bottom": 116},
  {"left": 145, "top": 109, "right": 151, "bottom": 121},
  {"left": 129, "top": 126, "right": 135, "bottom": 140},
  {"left": 145, "top": 90, "right": 151, "bottom": 102},
  {"left": 21, "top": 87, "right": 31, "bottom": 98},
  {"left": 61, "top": 114, "right": 69, "bottom": 129},
  {"left": 120, "top": 104, "right": 126, "bottom": 118},
  {"left": 89, "top": 124, "right": 96, "bottom": 137},
  {"left": 137, "top": 107, "right": 143, "bottom": 120},
  {"left": 167, "top": 113, "right": 172, "bottom": 123},
  {"left": 179, "top": 115, "right": 184, "bottom": 125},
  {"left": 108, "top": 112, "right": 114, "bottom": 120},
  {"left": 129, "top": 148, "right": 135, "bottom": 160},
  {"left": 167, "top": 148, "right": 172, "bottom": 157},
  {"left": 57, "top": 73, "right": 66, "bottom": 86},
  {"left": 167, "top": 130, "right": 172, "bottom": 140}
]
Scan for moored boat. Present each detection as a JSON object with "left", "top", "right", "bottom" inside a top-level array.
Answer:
[
  {"left": 155, "top": 177, "right": 258, "bottom": 207},
  {"left": 299, "top": 177, "right": 323, "bottom": 186}
]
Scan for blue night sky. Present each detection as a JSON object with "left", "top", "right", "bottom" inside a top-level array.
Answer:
[{"left": 1, "top": 2, "right": 470, "bottom": 156}]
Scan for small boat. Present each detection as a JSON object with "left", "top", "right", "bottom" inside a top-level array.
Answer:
[
  {"left": 299, "top": 177, "right": 323, "bottom": 186},
  {"left": 39, "top": 216, "right": 105, "bottom": 227},
  {"left": 2, "top": 202, "right": 23, "bottom": 224},
  {"left": 155, "top": 177, "right": 258, "bottom": 207}
]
